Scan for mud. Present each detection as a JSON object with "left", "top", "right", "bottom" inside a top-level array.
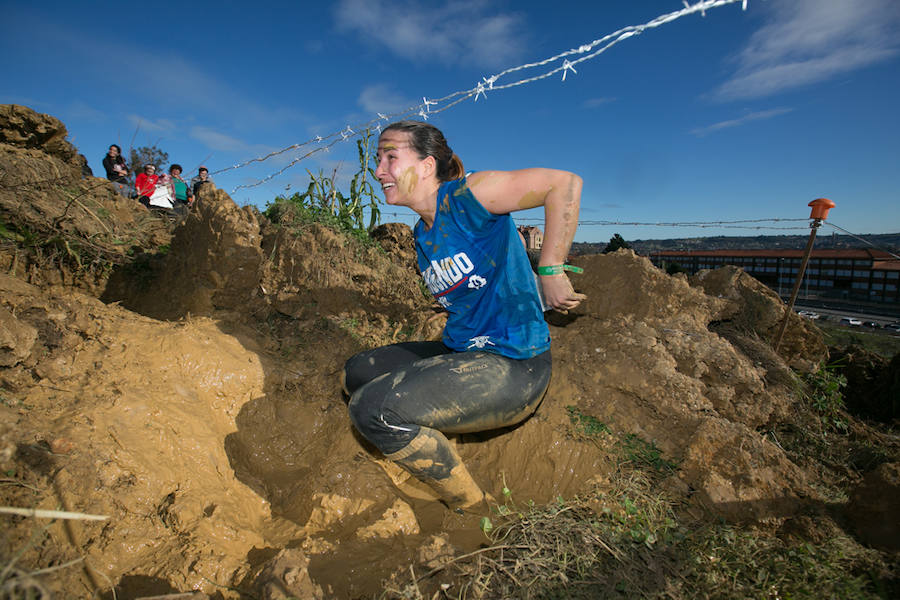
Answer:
[{"left": 1, "top": 104, "right": 897, "bottom": 598}]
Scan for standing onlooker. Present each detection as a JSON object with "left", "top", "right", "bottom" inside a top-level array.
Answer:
[
  {"left": 102, "top": 144, "right": 131, "bottom": 197},
  {"left": 168, "top": 164, "right": 193, "bottom": 208},
  {"left": 190, "top": 166, "right": 213, "bottom": 197},
  {"left": 134, "top": 164, "right": 159, "bottom": 208}
]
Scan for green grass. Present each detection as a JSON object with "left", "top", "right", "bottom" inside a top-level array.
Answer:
[
  {"left": 801, "top": 363, "right": 849, "bottom": 432},
  {"left": 815, "top": 321, "right": 900, "bottom": 358}
]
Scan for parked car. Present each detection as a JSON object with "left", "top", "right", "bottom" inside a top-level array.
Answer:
[
  {"left": 884, "top": 322, "right": 900, "bottom": 332},
  {"left": 840, "top": 317, "right": 862, "bottom": 326},
  {"left": 862, "top": 321, "right": 880, "bottom": 328},
  {"left": 798, "top": 311, "right": 820, "bottom": 320}
]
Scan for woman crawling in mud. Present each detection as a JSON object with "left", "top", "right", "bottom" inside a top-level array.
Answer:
[{"left": 343, "top": 120, "right": 585, "bottom": 509}]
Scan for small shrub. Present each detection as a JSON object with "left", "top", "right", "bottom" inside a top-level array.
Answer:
[
  {"left": 264, "top": 129, "right": 381, "bottom": 247},
  {"left": 802, "top": 363, "right": 848, "bottom": 431},
  {"left": 566, "top": 405, "right": 611, "bottom": 438}
]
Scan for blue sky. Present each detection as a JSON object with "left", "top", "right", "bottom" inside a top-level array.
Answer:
[{"left": 3, "top": 0, "right": 899, "bottom": 243}]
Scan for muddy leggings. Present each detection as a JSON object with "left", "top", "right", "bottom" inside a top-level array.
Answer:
[{"left": 344, "top": 341, "right": 552, "bottom": 456}]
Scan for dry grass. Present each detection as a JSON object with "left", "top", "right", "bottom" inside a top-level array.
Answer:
[{"left": 381, "top": 410, "right": 897, "bottom": 600}]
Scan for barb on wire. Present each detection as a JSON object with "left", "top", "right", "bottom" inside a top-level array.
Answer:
[{"left": 225, "top": 0, "right": 748, "bottom": 191}]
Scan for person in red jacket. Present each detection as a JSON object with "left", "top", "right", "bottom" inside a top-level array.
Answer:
[{"left": 134, "top": 164, "right": 159, "bottom": 208}]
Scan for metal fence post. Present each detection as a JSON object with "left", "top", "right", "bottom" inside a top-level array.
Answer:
[{"left": 773, "top": 198, "right": 835, "bottom": 353}]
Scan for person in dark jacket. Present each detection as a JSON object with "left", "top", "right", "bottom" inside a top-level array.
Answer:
[
  {"left": 190, "top": 166, "right": 213, "bottom": 198},
  {"left": 102, "top": 144, "right": 131, "bottom": 197}
]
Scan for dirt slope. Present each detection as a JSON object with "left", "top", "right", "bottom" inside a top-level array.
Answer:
[{"left": 1, "top": 105, "right": 894, "bottom": 599}]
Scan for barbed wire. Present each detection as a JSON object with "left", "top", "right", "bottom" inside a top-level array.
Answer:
[
  {"left": 224, "top": 0, "right": 748, "bottom": 192},
  {"left": 825, "top": 222, "right": 900, "bottom": 260},
  {"left": 377, "top": 213, "right": 815, "bottom": 231},
  {"left": 378, "top": 212, "right": 900, "bottom": 251}
]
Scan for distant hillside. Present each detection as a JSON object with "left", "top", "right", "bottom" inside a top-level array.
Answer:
[{"left": 572, "top": 232, "right": 900, "bottom": 256}]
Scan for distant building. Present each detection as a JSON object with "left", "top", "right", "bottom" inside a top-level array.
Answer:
[
  {"left": 650, "top": 248, "right": 899, "bottom": 305},
  {"left": 518, "top": 225, "right": 543, "bottom": 250}
]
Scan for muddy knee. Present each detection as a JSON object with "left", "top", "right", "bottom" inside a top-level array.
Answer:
[{"left": 348, "top": 392, "right": 416, "bottom": 455}]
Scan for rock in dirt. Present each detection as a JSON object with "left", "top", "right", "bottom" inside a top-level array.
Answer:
[
  {"left": 0, "top": 303, "right": 38, "bottom": 367},
  {"left": 253, "top": 549, "right": 324, "bottom": 600}
]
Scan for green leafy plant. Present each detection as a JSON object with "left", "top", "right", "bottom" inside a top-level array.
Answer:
[
  {"left": 802, "top": 363, "right": 848, "bottom": 431},
  {"left": 566, "top": 405, "right": 611, "bottom": 438},
  {"left": 620, "top": 433, "right": 678, "bottom": 473},
  {"left": 603, "top": 233, "right": 631, "bottom": 253},
  {"left": 264, "top": 128, "right": 381, "bottom": 241}
]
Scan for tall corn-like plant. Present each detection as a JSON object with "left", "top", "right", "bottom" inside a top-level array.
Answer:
[
  {"left": 349, "top": 128, "right": 381, "bottom": 231},
  {"left": 266, "top": 128, "right": 381, "bottom": 233}
]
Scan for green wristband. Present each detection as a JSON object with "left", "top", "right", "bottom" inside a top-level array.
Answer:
[{"left": 537, "top": 264, "right": 584, "bottom": 276}]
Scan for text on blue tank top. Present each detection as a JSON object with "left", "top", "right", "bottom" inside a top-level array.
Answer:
[{"left": 414, "top": 177, "right": 549, "bottom": 359}]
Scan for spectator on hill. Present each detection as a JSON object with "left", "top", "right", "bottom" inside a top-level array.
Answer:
[
  {"left": 102, "top": 144, "right": 131, "bottom": 197},
  {"left": 134, "top": 164, "right": 159, "bottom": 208},
  {"left": 168, "top": 164, "right": 193, "bottom": 208},
  {"left": 190, "top": 166, "right": 213, "bottom": 197}
]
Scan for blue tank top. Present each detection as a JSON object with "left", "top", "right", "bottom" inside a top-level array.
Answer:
[{"left": 414, "top": 176, "right": 550, "bottom": 359}]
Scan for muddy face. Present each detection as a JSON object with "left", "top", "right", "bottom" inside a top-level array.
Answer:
[{"left": 375, "top": 132, "right": 423, "bottom": 207}]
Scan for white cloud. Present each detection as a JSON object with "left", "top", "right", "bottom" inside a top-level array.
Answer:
[
  {"left": 714, "top": 0, "right": 900, "bottom": 101},
  {"left": 334, "top": 0, "right": 527, "bottom": 68},
  {"left": 190, "top": 126, "right": 249, "bottom": 152},
  {"left": 65, "top": 101, "right": 106, "bottom": 122},
  {"left": 582, "top": 97, "right": 615, "bottom": 109},
  {"left": 127, "top": 114, "right": 177, "bottom": 134},
  {"left": 357, "top": 84, "right": 416, "bottom": 114},
  {"left": 690, "top": 107, "right": 793, "bottom": 137}
]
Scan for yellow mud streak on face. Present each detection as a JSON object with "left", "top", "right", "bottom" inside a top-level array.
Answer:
[{"left": 398, "top": 166, "right": 418, "bottom": 195}]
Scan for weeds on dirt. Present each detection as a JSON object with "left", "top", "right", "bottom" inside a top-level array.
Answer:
[
  {"left": 566, "top": 406, "right": 676, "bottom": 473},
  {"left": 265, "top": 129, "right": 382, "bottom": 247},
  {"left": 566, "top": 405, "right": 611, "bottom": 439},
  {"left": 1, "top": 521, "right": 55, "bottom": 600},
  {"left": 383, "top": 406, "right": 895, "bottom": 600},
  {"left": 801, "top": 362, "right": 849, "bottom": 432},
  {"left": 2, "top": 186, "right": 169, "bottom": 286}
]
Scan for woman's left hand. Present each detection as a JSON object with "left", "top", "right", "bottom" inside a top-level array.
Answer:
[{"left": 540, "top": 274, "right": 586, "bottom": 313}]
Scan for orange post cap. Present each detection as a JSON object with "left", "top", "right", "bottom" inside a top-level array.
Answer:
[{"left": 808, "top": 198, "right": 835, "bottom": 220}]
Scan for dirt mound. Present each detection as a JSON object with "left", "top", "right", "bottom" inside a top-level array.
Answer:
[
  {"left": 0, "top": 104, "right": 86, "bottom": 174},
  {"left": 2, "top": 106, "right": 896, "bottom": 598},
  {"left": 0, "top": 104, "right": 170, "bottom": 296},
  {"left": 690, "top": 265, "right": 827, "bottom": 372}
]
